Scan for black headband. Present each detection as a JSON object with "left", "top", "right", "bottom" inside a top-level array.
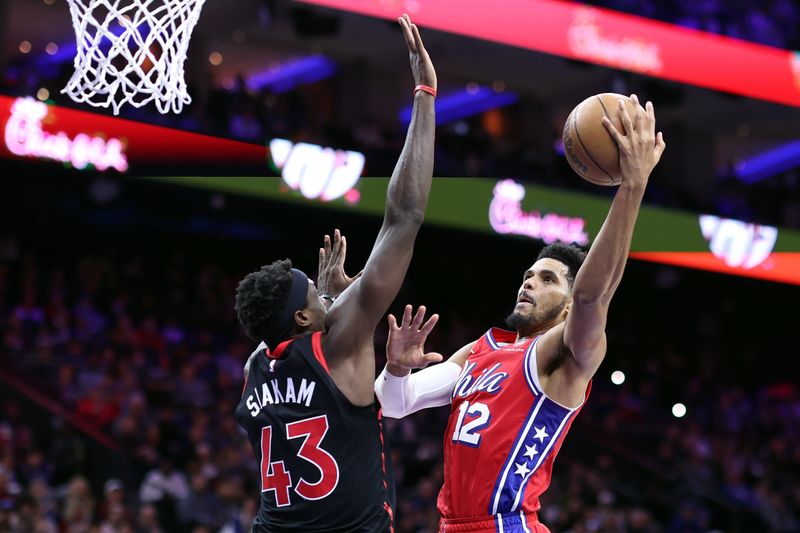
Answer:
[{"left": 263, "top": 268, "right": 309, "bottom": 349}]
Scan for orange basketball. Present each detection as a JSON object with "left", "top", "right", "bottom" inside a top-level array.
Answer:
[{"left": 562, "top": 93, "right": 638, "bottom": 186}]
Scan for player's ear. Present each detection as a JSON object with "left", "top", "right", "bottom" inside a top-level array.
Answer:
[{"left": 295, "top": 308, "right": 312, "bottom": 328}]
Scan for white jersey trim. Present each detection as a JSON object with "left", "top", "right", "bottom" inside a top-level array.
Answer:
[
  {"left": 485, "top": 329, "right": 500, "bottom": 350},
  {"left": 520, "top": 511, "right": 532, "bottom": 533}
]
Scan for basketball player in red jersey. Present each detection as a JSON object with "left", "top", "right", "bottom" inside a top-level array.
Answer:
[
  {"left": 376, "top": 96, "right": 666, "bottom": 532},
  {"left": 233, "top": 15, "right": 437, "bottom": 532}
]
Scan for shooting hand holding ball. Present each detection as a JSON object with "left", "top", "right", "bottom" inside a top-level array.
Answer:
[{"left": 601, "top": 94, "right": 666, "bottom": 192}]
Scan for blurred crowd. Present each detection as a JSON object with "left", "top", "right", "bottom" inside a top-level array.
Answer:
[
  {"left": 586, "top": 0, "right": 800, "bottom": 49},
  {"left": 0, "top": 225, "right": 798, "bottom": 533}
]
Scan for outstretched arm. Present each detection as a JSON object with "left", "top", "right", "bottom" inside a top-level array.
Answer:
[
  {"left": 557, "top": 94, "right": 666, "bottom": 378},
  {"left": 325, "top": 15, "right": 437, "bottom": 355},
  {"left": 375, "top": 305, "right": 473, "bottom": 418}
]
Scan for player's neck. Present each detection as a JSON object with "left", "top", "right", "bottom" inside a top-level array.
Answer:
[{"left": 515, "top": 324, "right": 552, "bottom": 342}]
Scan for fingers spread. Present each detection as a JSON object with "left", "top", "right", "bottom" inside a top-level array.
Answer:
[
  {"left": 323, "top": 234, "right": 331, "bottom": 256},
  {"left": 336, "top": 235, "right": 347, "bottom": 267},
  {"left": 601, "top": 116, "right": 622, "bottom": 143},
  {"left": 421, "top": 313, "right": 439, "bottom": 336},
  {"left": 411, "top": 305, "right": 426, "bottom": 329},
  {"left": 618, "top": 99, "right": 634, "bottom": 135},
  {"left": 330, "top": 229, "right": 342, "bottom": 264},
  {"left": 401, "top": 304, "right": 413, "bottom": 327},
  {"left": 423, "top": 352, "right": 444, "bottom": 364},
  {"left": 387, "top": 314, "right": 398, "bottom": 330},
  {"left": 333, "top": 228, "right": 341, "bottom": 249},
  {"left": 630, "top": 94, "right": 644, "bottom": 132}
]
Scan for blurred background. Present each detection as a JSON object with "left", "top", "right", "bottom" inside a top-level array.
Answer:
[{"left": 1, "top": 0, "right": 799, "bottom": 531}]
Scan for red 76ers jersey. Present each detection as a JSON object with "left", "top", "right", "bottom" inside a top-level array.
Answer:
[{"left": 437, "top": 328, "right": 591, "bottom": 521}]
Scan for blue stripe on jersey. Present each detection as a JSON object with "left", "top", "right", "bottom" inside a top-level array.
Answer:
[
  {"left": 489, "top": 396, "right": 545, "bottom": 515},
  {"left": 490, "top": 396, "right": 574, "bottom": 514},
  {"left": 522, "top": 337, "right": 542, "bottom": 396},
  {"left": 509, "top": 399, "right": 580, "bottom": 512}
]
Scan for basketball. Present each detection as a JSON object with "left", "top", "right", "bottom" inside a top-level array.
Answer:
[{"left": 562, "top": 93, "right": 639, "bottom": 186}]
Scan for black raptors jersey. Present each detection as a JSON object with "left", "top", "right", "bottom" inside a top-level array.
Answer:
[{"left": 235, "top": 332, "right": 395, "bottom": 532}]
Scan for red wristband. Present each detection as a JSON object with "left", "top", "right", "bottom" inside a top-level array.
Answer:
[{"left": 414, "top": 84, "right": 437, "bottom": 98}]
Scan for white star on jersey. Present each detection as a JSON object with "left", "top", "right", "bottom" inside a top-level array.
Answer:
[
  {"left": 533, "top": 426, "right": 549, "bottom": 443},
  {"left": 514, "top": 462, "right": 531, "bottom": 477},
  {"left": 523, "top": 444, "right": 539, "bottom": 459}
]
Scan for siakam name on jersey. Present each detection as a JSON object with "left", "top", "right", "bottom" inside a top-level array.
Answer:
[{"left": 245, "top": 378, "right": 317, "bottom": 416}]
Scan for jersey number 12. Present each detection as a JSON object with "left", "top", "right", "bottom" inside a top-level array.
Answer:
[{"left": 452, "top": 401, "right": 491, "bottom": 447}]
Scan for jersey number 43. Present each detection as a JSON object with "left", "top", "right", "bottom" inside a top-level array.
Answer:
[{"left": 260, "top": 414, "right": 340, "bottom": 506}]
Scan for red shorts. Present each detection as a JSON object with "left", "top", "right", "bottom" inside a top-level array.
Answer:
[{"left": 439, "top": 512, "right": 550, "bottom": 533}]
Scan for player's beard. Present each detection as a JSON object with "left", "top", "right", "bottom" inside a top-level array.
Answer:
[
  {"left": 505, "top": 299, "right": 566, "bottom": 332},
  {"left": 505, "top": 309, "right": 534, "bottom": 331}
]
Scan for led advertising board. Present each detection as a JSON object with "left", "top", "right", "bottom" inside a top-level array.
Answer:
[
  {"left": 4, "top": 95, "right": 797, "bottom": 284},
  {"left": 298, "top": 0, "right": 800, "bottom": 107},
  {"left": 147, "top": 176, "right": 800, "bottom": 286}
]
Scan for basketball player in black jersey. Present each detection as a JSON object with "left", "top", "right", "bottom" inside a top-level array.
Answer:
[{"left": 233, "top": 14, "right": 436, "bottom": 533}]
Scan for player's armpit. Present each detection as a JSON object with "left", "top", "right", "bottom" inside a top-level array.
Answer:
[{"left": 447, "top": 340, "right": 478, "bottom": 368}]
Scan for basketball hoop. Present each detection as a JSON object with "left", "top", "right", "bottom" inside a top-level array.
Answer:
[{"left": 62, "top": 0, "right": 207, "bottom": 115}]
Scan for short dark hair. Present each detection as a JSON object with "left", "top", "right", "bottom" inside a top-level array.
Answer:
[
  {"left": 235, "top": 259, "right": 294, "bottom": 341},
  {"left": 536, "top": 242, "right": 587, "bottom": 287}
]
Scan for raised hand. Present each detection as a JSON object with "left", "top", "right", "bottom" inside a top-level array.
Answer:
[
  {"left": 317, "top": 229, "right": 361, "bottom": 298},
  {"left": 386, "top": 304, "right": 443, "bottom": 376},
  {"left": 602, "top": 94, "right": 666, "bottom": 189},
  {"left": 398, "top": 13, "right": 437, "bottom": 91}
]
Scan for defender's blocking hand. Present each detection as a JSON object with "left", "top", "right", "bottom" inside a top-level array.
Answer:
[
  {"left": 317, "top": 229, "right": 361, "bottom": 298},
  {"left": 398, "top": 14, "right": 437, "bottom": 91}
]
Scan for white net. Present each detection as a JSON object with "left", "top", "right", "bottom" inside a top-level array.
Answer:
[{"left": 62, "top": 0, "right": 207, "bottom": 115}]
